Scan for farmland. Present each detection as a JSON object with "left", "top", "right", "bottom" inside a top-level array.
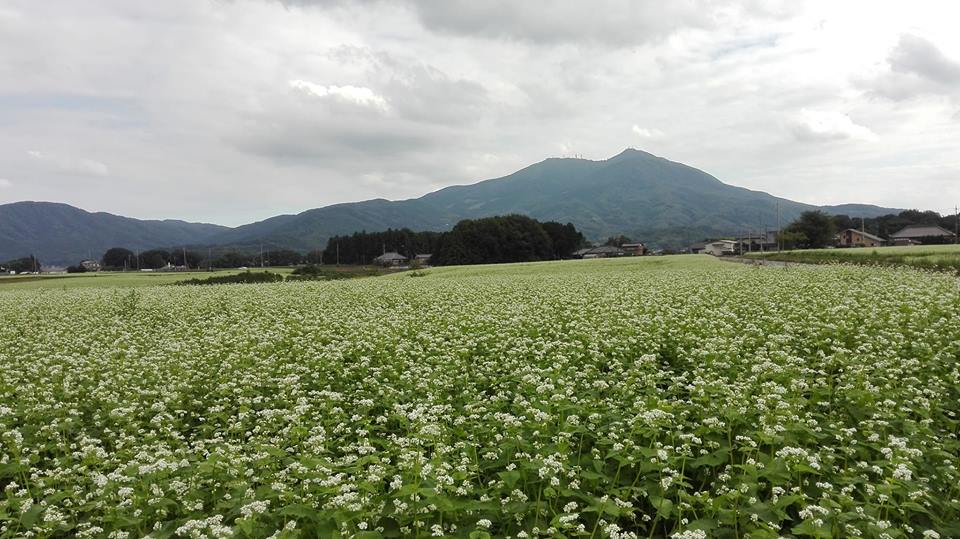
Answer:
[
  {"left": 0, "top": 256, "right": 958, "bottom": 538},
  {"left": 744, "top": 244, "right": 960, "bottom": 274}
]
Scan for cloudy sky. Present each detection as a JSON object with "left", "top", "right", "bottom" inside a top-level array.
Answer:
[{"left": 1, "top": 0, "right": 958, "bottom": 225}]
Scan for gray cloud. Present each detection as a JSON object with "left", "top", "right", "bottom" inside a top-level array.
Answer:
[
  {"left": 890, "top": 34, "right": 960, "bottom": 84},
  {"left": 867, "top": 34, "right": 960, "bottom": 101},
  {"left": 0, "top": 0, "right": 958, "bottom": 224}
]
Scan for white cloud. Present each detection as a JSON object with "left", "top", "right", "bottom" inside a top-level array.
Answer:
[
  {"left": 632, "top": 125, "right": 664, "bottom": 139},
  {"left": 0, "top": 0, "right": 958, "bottom": 223},
  {"left": 0, "top": 178, "right": 11, "bottom": 188},
  {"left": 26, "top": 150, "right": 110, "bottom": 176},
  {"left": 289, "top": 79, "right": 389, "bottom": 110},
  {"left": 789, "top": 109, "right": 877, "bottom": 142}
]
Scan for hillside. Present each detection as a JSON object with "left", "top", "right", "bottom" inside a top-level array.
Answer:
[
  {"left": 0, "top": 202, "right": 228, "bottom": 265},
  {"left": 206, "top": 149, "right": 901, "bottom": 250},
  {"left": 1, "top": 149, "right": 904, "bottom": 263}
]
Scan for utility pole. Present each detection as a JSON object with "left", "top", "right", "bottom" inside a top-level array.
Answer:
[
  {"left": 955, "top": 205, "right": 958, "bottom": 244},
  {"left": 183, "top": 247, "right": 189, "bottom": 271},
  {"left": 336, "top": 242, "right": 340, "bottom": 266},
  {"left": 777, "top": 201, "right": 782, "bottom": 252},
  {"left": 260, "top": 244, "right": 264, "bottom": 268},
  {"left": 207, "top": 247, "right": 212, "bottom": 271}
]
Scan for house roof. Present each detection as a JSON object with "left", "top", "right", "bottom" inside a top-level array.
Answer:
[
  {"left": 414, "top": 253, "right": 432, "bottom": 259},
  {"left": 587, "top": 245, "right": 624, "bottom": 254},
  {"left": 374, "top": 252, "right": 407, "bottom": 261},
  {"left": 890, "top": 225, "right": 956, "bottom": 239},
  {"left": 840, "top": 228, "right": 884, "bottom": 242}
]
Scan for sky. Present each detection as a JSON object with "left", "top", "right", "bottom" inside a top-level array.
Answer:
[{"left": 0, "top": 0, "right": 959, "bottom": 226}]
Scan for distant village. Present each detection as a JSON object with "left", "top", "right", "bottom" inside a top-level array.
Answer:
[{"left": 691, "top": 224, "right": 957, "bottom": 257}]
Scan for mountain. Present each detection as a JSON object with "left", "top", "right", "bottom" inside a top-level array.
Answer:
[
  {"left": 0, "top": 202, "right": 228, "bottom": 265},
  {"left": 205, "top": 149, "right": 902, "bottom": 250},
  {"left": 1, "top": 149, "right": 905, "bottom": 264}
]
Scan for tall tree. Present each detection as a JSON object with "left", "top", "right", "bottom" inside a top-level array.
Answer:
[
  {"left": 786, "top": 211, "right": 836, "bottom": 248},
  {"left": 101, "top": 247, "right": 134, "bottom": 269}
]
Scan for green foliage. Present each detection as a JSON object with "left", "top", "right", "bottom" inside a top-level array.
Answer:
[
  {"left": 287, "top": 265, "right": 384, "bottom": 281},
  {"left": 0, "top": 256, "right": 957, "bottom": 538},
  {"left": 786, "top": 211, "right": 836, "bottom": 248},
  {"left": 749, "top": 243, "right": 960, "bottom": 274},
  {"left": 176, "top": 270, "right": 285, "bottom": 285},
  {"left": 101, "top": 247, "right": 135, "bottom": 269},
  {"left": 2, "top": 255, "right": 41, "bottom": 273}
]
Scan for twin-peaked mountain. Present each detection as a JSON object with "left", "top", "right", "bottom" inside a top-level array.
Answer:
[{"left": 1, "top": 149, "right": 899, "bottom": 264}]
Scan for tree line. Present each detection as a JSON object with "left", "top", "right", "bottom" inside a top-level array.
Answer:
[
  {"left": 323, "top": 215, "right": 586, "bottom": 266},
  {"left": 96, "top": 247, "right": 321, "bottom": 271},
  {"left": 780, "top": 209, "right": 958, "bottom": 249}
]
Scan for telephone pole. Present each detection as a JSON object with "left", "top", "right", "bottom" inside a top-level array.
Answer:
[
  {"left": 955, "top": 205, "right": 958, "bottom": 244},
  {"left": 777, "top": 201, "right": 782, "bottom": 252}
]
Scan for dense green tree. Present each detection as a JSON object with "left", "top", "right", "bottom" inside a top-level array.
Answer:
[
  {"left": 101, "top": 248, "right": 134, "bottom": 269},
  {"left": 140, "top": 249, "right": 171, "bottom": 269},
  {"left": 169, "top": 250, "right": 203, "bottom": 268},
  {"left": 263, "top": 249, "right": 303, "bottom": 266},
  {"left": 4, "top": 255, "right": 41, "bottom": 273},
  {"left": 432, "top": 215, "right": 555, "bottom": 266},
  {"left": 786, "top": 211, "right": 835, "bottom": 249},
  {"left": 542, "top": 221, "right": 586, "bottom": 258},
  {"left": 213, "top": 252, "right": 253, "bottom": 268},
  {"left": 604, "top": 235, "right": 634, "bottom": 248}
]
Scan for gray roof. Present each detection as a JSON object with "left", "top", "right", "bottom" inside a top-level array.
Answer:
[
  {"left": 373, "top": 252, "right": 407, "bottom": 262},
  {"left": 890, "top": 225, "right": 956, "bottom": 239},
  {"left": 840, "top": 228, "right": 884, "bottom": 242},
  {"left": 587, "top": 245, "right": 624, "bottom": 254}
]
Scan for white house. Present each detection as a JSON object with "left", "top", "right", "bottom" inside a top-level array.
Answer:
[{"left": 703, "top": 240, "right": 737, "bottom": 256}]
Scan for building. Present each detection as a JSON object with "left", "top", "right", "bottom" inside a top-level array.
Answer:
[
  {"left": 889, "top": 225, "right": 956, "bottom": 244},
  {"left": 737, "top": 231, "right": 778, "bottom": 253},
  {"left": 80, "top": 259, "right": 101, "bottom": 272},
  {"left": 688, "top": 242, "right": 707, "bottom": 254},
  {"left": 621, "top": 243, "right": 646, "bottom": 256},
  {"left": 837, "top": 229, "right": 884, "bottom": 248},
  {"left": 890, "top": 237, "right": 921, "bottom": 246},
  {"left": 413, "top": 254, "right": 432, "bottom": 266},
  {"left": 703, "top": 240, "right": 737, "bottom": 256},
  {"left": 373, "top": 252, "right": 408, "bottom": 266},
  {"left": 575, "top": 246, "right": 625, "bottom": 259}
]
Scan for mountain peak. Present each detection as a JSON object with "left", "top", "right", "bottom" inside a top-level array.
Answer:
[{"left": 609, "top": 147, "right": 656, "bottom": 160}]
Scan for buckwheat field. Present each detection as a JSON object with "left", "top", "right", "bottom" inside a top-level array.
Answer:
[{"left": 1, "top": 257, "right": 958, "bottom": 539}]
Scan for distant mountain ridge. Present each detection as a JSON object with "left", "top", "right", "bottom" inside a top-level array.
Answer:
[
  {"left": 0, "top": 202, "right": 228, "bottom": 265},
  {"left": 1, "top": 149, "right": 903, "bottom": 264}
]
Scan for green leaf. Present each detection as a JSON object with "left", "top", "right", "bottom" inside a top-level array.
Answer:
[
  {"left": 280, "top": 503, "right": 319, "bottom": 520},
  {"left": 20, "top": 504, "right": 44, "bottom": 528},
  {"left": 649, "top": 496, "right": 673, "bottom": 519}
]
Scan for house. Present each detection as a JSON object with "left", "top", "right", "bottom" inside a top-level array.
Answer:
[
  {"left": 703, "top": 240, "right": 737, "bottom": 256},
  {"left": 373, "top": 252, "right": 408, "bottom": 266},
  {"left": 737, "top": 231, "right": 778, "bottom": 252},
  {"left": 80, "top": 259, "right": 101, "bottom": 272},
  {"left": 688, "top": 242, "right": 707, "bottom": 254},
  {"left": 413, "top": 254, "right": 432, "bottom": 266},
  {"left": 889, "top": 225, "right": 956, "bottom": 244},
  {"left": 576, "top": 246, "right": 625, "bottom": 259},
  {"left": 621, "top": 243, "right": 646, "bottom": 256},
  {"left": 837, "top": 229, "right": 884, "bottom": 248},
  {"left": 890, "top": 237, "right": 921, "bottom": 246}
]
